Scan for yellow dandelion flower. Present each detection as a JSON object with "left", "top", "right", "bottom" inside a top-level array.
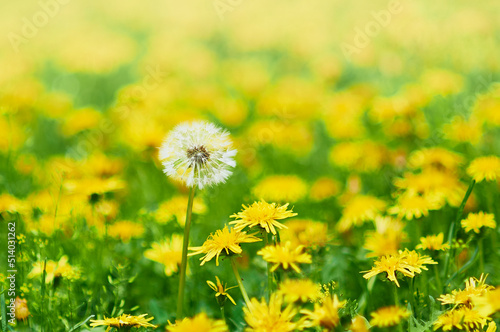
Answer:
[
  {"left": 243, "top": 294, "right": 300, "bottom": 332},
  {"left": 362, "top": 249, "right": 436, "bottom": 287},
  {"left": 15, "top": 297, "right": 30, "bottom": 321},
  {"left": 207, "top": 276, "right": 237, "bottom": 306},
  {"left": 90, "top": 313, "right": 157, "bottom": 331},
  {"left": 461, "top": 212, "right": 496, "bottom": 233},
  {"left": 408, "top": 147, "right": 463, "bottom": 173},
  {"left": 443, "top": 116, "right": 483, "bottom": 145},
  {"left": 246, "top": 120, "right": 314, "bottom": 156},
  {"left": 309, "top": 177, "right": 341, "bottom": 201},
  {"left": 472, "top": 288, "right": 500, "bottom": 318},
  {"left": 61, "top": 108, "right": 102, "bottom": 136},
  {"left": 438, "top": 274, "right": 493, "bottom": 307},
  {"left": 467, "top": 156, "right": 500, "bottom": 182},
  {"left": 364, "top": 216, "right": 406, "bottom": 257},
  {"left": 107, "top": 220, "right": 144, "bottom": 242},
  {"left": 281, "top": 219, "right": 330, "bottom": 249},
  {"left": 257, "top": 241, "right": 312, "bottom": 273},
  {"left": 0, "top": 193, "right": 28, "bottom": 214},
  {"left": 388, "top": 192, "right": 441, "bottom": 220},
  {"left": 230, "top": 201, "right": 297, "bottom": 235},
  {"left": 167, "top": 312, "right": 228, "bottom": 332},
  {"left": 252, "top": 175, "right": 308, "bottom": 203},
  {"left": 301, "top": 294, "right": 346, "bottom": 330},
  {"left": 416, "top": 233, "right": 450, "bottom": 251},
  {"left": 370, "top": 306, "right": 410, "bottom": 327},
  {"left": 27, "top": 256, "right": 79, "bottom": 283},
  {"left": 189, "top": 226, "right": 261, "bottom": 266},
  {"left": 399, "top": 249, "right": 438, "bottom": 274},
  {"left": 364, "top": 229, "right": 405, "bottom": 258},
  {"left": 278, "top": 279, "right": 322, "bottom": 303},
  {"left": 486, "top": 322, "right": 497, "bottom": 332},
  {"left": 420, "top": 69, "right": 464, "bottom": 96},
  {"left": 394, "top": 169, "right": 467, "bottom": 208},
  {"left": 350, "top": 316, "right": 369, "bottom": 332},
  {"left": 144, "top": 235, "right": 183, "bottom": 276},
  {"left": 337, "top": 195, "right": 387, "bottom": 232},
  {"left": 433, "top": 307, "right": 487, "bottom": 331},
  {"left": 155, "top": 195, "right": 207, "bottom": 226},
  {"left": 329, "top": 141, "right": 388, "bottom": 173}
]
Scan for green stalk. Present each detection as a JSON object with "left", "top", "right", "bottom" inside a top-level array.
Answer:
[
  {"left": 264, "top": 233, "right": 274, "bottom": 300},
  {"left": 443, "top": 180, "right": 475, "bottom": 280},
  {"left": 409, "top": 278, "right": 418, "bottom": 319},
  {"left": 230, "top": 257, "right": 251, "bottom": 307},
  {"left": 176, "top": 186, "right": 196, "bottom": 319},
  {"left": 220, "top": 306, "right": 226, "bottom": 323},
  {"left": 478, "top": 238, "right": 484, "bottom": 273},
  {"left": 393, "top": 285, "right": 403, "bottom": 332},
  {"left": 433, "top": 264, "right": 442, "bottom": 293}
]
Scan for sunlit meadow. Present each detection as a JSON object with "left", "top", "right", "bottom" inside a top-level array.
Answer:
[{"left": 0, "top": 0, "right": 499, "bottom": 331}]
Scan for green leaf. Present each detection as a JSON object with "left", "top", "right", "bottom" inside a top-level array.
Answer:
[{"left": 68, "top": 315, "right": 95, "bottom": 332}]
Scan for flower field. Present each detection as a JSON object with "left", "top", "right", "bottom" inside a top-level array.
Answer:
[{"left": 1, "top": 0, "right": 500, "bottom": 331}]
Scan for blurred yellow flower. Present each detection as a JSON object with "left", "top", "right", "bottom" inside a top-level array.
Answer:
[
  {"left": 27, "top": 256, "right": 79, "bottom": 283},
  {"left": 278, "top": 279, "right": 322, "bottom": 303},
  {"left": 281, "top": 219, "right": 329, "bottom": 249},
  {"left": 107, "top": 220, "right": 145, "bottom": 242},
  {"left": 15, "top": 297, "right": 30, "bottom": 321},
  {"left": 144, "top": 235, "right": 183, "bottom": 276},
  {"left": 472, "top": 288, "right": 500, "bottom": 317},
  {"left": 467, "top": 156, "right": 500, "bottom": 182},
  {"left": 407, "top": 147, "right": 463, "bottom": 173},
  {"left": 388, "top": 192, "right": 441, "bottom": 220},
  {"left": 416, "top": 233, "right": 450, "bottom": 251},
  {"left": 420, "top": 69, "right": 464, "bottom": 96},
  {"left": 337, "top": 195, "right": 387, "bottom": 232},
  {"left": 309, "top": 177, "right": 341, "bottom": 201},
  {"left": 189, "top": 226, "right": 261, "bottom": 266},
  {"left": 461, "top": 212, "right": 496, "bottom": 233},
  {"left": 301, "top": 294, "right": 346, "bottom": 330},
  {"left": 350, "top": 316, "right": 369, "bottom": 332},
  {"left": 257, "top": 241, "right": 312, "bottom": 273},
  {"left": 330, "top": 141, "right": 388, "bottom": 173},
  {"left": 364, "top": 216, "right": 406, "bottom": 257},
  {"left": 61, "top": 108, "right": 102, "bottom": 136},
  {"left": 443, "top": 116, "right": 483, "bottom": 145},
  {"left": 252, "top": 175, "right": 308, "bottom": 203},
  {"left": 370, "top": 306, "right": 410, "bottom": 327},
  {"left": 155, "top": 195, "right": 207, "bottom": 226},
  {"left": 230, "top": 201, "right": 297, "bottom": 235},
  {"left": 394, "top": 169, "right": 466, "bottom": 207}
]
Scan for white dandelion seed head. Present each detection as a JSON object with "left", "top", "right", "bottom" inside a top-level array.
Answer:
[{"left": 158, "top": 121, "right": 237, "bottom": 189}]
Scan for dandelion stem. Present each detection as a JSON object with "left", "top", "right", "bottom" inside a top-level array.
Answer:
[
  {"left": 433, "top": 264, "right": 442, "bottom": 293},
  {"left": 393, "top": 284, "right": 399, "bottom": 306},
  {"left": 176, "top": 185, "right": 196, "bottom": 319},
  {"left": 264, "top": 232, "right": 274, "bottom": 300},
  {"left": 220, "top": 306, "right": 226, "bottom": 323},
  {"left": 443, "top": 179, "right": 475, "bottom": 280},
  {"left": 230, "top": 256, "right": 251, "bottom": 307},
  {"left": 393, "top": 285, "right": 403, "bottom": 332},
  {"left": 409, "top": 278, "right": 418, "bottom": 319},
  {"left": 478, "top": 237, "right": 484, "bottom": 272}
]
